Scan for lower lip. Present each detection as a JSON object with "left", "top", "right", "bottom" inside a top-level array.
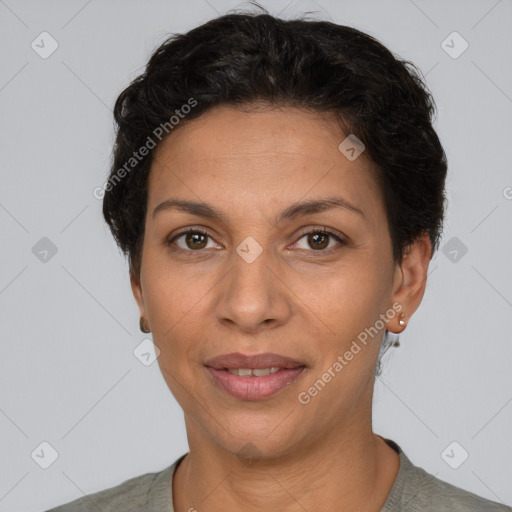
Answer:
[{"left": 206, "top": 367, "right": 306, "bottom": 400}]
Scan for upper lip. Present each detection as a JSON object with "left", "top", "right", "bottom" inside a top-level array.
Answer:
[{"left": 205, "top": 352, "right": 306, "bottom": 370}]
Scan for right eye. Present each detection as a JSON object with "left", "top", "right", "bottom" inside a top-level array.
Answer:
[{"left": 167, "top": 228, "right": 220, "bottom": 252}]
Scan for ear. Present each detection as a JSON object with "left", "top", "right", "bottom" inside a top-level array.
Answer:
[
  {"left": 130, "top": 268, "right": 147, "bottom": 323},
  {"left": 386, "top": 232, "right": 432, "bottom": 333}
]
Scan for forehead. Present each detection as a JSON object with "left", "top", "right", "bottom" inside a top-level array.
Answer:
[
  {"left": 147, "top": 104, "right": 380, "bottom": 217},
  {"left": 154, "top": 104, "right": 349, "bottom": 162}
]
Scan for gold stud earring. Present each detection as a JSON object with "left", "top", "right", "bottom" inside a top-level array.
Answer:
[{"left": 139, "top": 318, "right": 151, "bottom": 334}]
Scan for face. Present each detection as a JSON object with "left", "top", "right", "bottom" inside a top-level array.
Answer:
[{"left": 131, "top": 104, "right": 427, "bottom": 461}]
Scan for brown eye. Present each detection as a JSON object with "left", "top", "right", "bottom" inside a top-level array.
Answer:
[
  {"left": 307, "top": 232, "right": 330, "bottom": 250},
  {"left": 184, "top": 231, "right": 208, "bottom": 250},
  {"left": 167, "top": 227, "right": 346, "bottom": 255},
  {"left": 168, "top": 228, "right": 215, "bottom": 251},
  {"left": 295, "top": 229, "right": 346, "bottom": 253}
]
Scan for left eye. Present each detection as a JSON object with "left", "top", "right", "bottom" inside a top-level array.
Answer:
[{"left": 294, "top": 229, "right": 345, "bottom": 252}]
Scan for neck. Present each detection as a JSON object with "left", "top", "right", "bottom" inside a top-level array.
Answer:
[{"left": 173, "top": 425, "right": 400, "bottom": 512}]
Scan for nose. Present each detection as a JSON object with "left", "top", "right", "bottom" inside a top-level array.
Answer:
[{"left": 214, "top": 246, "right": 292, "bottom": 333}]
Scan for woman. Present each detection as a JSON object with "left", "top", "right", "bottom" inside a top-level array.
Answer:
[{"left": 46, "top": 10, "right": 510, "bottom": 512}]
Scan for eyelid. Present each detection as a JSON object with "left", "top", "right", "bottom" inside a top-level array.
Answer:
[{"left": 294, "top": 225, "right": 347, "bottom": 244}]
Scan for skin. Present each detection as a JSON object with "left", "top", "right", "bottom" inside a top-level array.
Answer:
[{"left": 131, "top": 104, "right": 432, "bottom": 512}]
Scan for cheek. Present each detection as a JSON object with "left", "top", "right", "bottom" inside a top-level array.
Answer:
[
  {"left": 300, "top": 261, "right": 385, "bottom": 328},
  {"left": 143, "top": 258, "right": 206, "bottom": 326},
  {"left": 141, "top": 275, "right": 198, "bottom": 370},
  {"left": 298, "top": 267, "right": 390, "bottom": 385}
]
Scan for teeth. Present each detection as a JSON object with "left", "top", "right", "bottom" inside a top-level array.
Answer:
[
  {"left": 226, "top": 367, "right": 281, "bottom": 376},
  {"left": 253, "top": 368, "right": 270, "bottom": 376}
]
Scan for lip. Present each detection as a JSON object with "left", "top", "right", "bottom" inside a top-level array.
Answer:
[
  {"left": 207, "top": 366, "right": 306, "bottom": 400},
  {"left": 204, "top": 352, "right": 306, "bottom": 370}
]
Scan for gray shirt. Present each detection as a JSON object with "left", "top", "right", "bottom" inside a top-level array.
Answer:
[{"left": 45, "top": 439, "right": 511, "bottom": 511}]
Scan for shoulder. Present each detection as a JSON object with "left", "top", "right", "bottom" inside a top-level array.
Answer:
[
  {"left": 43, "top": 456, "right": 184, "bottom": 512},
  {"left": 405, "top": 464, "right": 510, "bottom": 511},
  {"left": 43, "top": 470, "right": 164, "bottom": 512},
  {"left": 383, "top": 439, "right": 511, "bottom": 512}
]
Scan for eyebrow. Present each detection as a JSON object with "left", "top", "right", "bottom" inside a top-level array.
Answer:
[{"left": 152, "top": 196, "right": 365, "bottom": 223}]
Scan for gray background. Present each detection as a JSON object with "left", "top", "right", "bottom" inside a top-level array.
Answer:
[{"left": 0, "top": 0, "right": 511, "bottom": 510}]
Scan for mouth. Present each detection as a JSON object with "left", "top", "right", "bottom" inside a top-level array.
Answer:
[
  {"left": 204, "top": 352, "right": 306, "bottom": 370},
  {"left": 205, "top": 352, "right": 307, "bottom": 400}
]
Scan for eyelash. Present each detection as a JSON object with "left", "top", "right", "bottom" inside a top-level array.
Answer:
[{"left": 166, "top": 226, "right": 347, "bottom": 256}]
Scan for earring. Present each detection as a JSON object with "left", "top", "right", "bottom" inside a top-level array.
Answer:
[
  {"left": 139, "top": 318, "right": 151, "bottom": 334},
  {"left": 398, "top": 312, "right": 406, "bottom": 327}
]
